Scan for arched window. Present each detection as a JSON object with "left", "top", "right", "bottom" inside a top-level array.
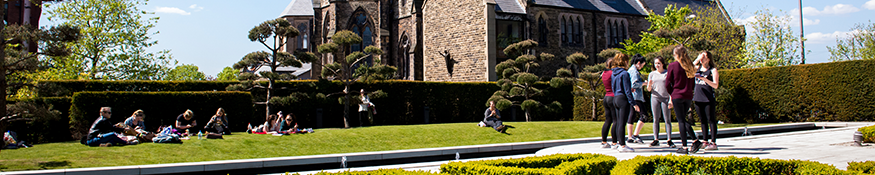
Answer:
[
  {"left": 612, "top": 21, "right": 619, "bottom": 47},
  {"left": 578, "top": 17, "right": 585, "bottom": 46},
  {"left": 538, "top": 17, "right": 547, "bottom": 45},
  {"left": 560, "top": 17, "right": 566, "bottom": 44},
  {"left": 572, "top": 18, "right": 579, "bottom": 44},
  {"left": 350, "top": 11, "right": 372, "bottom": 52},
  {"left": 399, "top": 35, "right": 410, "bottom": 79},
  {"left": 620, "top": 21, "right": 627, "bottom": 42},
  {"left": 297, "top": 23, "right": 308, "bottom": 50},
  {"left": 565, "top": 17, "right": 572, "bottom": 44}
]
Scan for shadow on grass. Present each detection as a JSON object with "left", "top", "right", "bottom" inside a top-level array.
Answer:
[{"left": 39, "top": 161, "right": 70, "bottom": 169}]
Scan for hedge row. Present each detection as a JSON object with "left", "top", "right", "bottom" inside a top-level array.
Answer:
[
  {"left": 611, "top": 154, "right": 855, "bottom": 175},
  {"left": 37, "top": 80, "right": 574, "bottom": 129},
  {"left": 860, "top": 125, "right": 875, "bottom": 143},
  {"left": 286, "top": 154, "right": 866, "bottom": 175},
  {"left": 5, "top": 97, "right": 72, "bottom": 144},
  {"left": 289, "top": 169, "right": 438, "bottom": 175},
  {"left": 572, "top": 59, "right": 875, "bottom": 123},
  {"left": 440, "top": 153, "right": 616, "bottom": 175},
  {"left": 68, "top": 91, "right": 254, "bottom": 139}
]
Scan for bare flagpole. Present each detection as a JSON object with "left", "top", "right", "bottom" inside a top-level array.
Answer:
[{"left": 799, "top": 0, "right": 806, "bottom": 64}]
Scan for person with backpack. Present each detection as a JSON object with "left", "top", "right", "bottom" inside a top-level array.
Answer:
[
  {"left": 693, "top": 51, "right": 720, "bottom": 151},
  {"left": 85, "top": 107, "right": 138, "bottom": 147}
]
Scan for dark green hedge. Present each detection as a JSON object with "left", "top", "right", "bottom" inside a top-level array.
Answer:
[
  {"left": 42, "top": 80, "right": 573, "bottom": 129},
  {"left": 718, "top": 59, "right": 875, "bottom": 123},
  {"left": 611, "top": 154, "right": 857, "bottom": 175},
  {"left": 6, "top": 97, "right": 73, "bottom": 144},
  {"left": 68, "top": 91, "right": 253, "bottom": 139},
  {"left": 441, "top": 153, "right": 616, "bottom": 175},
  {"left": 37, "top": 80, "right": 239, "bottom": 97}
]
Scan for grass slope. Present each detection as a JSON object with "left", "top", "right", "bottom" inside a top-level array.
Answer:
[{"left": 0, "top": 121, "right": 768, "bottom": 171}]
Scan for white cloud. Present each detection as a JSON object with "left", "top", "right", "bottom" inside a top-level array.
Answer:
[
  {"left": 189, "top": 4, "right": 204, "bottom": 12},
  {"left": 865, "top": 0, "right": 875, "bottom": 10},
  {"left": 805, "top": 31, "right": 850, "bottom": 44},
  {"left": 155, "top": 7, "right": 191, "bottom": 15},
  {"left": 734, "top": 15, "right": 757, "bottom": 25},
  {"left": 792, "top": 4, "right": 860, "bottom": 16}
]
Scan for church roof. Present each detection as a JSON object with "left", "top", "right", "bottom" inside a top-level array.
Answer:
[
  {"left": 495, "top": 0, "right": 526, "bottom": 14},
  {"left": 532, "top": 0, "right": 648, "bottom": 16},
  {"left": 280, "top": 0, "right": 314, "bottom": 17},
  {"left": 640, "top": 0, "right": 714, "bottom": 16}
]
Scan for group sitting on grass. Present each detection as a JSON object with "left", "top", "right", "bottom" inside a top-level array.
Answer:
[
  {"left": 83, "top": 107, "right": 235, "bottom": 146},
  {"left": 247, "top": 111, "right": 312, "bottom": 135}
]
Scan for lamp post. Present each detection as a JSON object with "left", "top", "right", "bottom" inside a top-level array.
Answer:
[{"left": 799, "top": 0, "right": 806, "bottom": 64}]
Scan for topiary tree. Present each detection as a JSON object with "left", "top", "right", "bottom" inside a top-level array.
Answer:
[
  {"left": 317, "top": 30, "right": 396, "bottom": 128},
  {"left": 489, "top": 40, "right": 560, "bottom": 122},
  {"left": 230, "top": 18, "right": 318, "bottom": 119},
  {"left": 550, "top": 52, "right": 607, "bottom": 120}
]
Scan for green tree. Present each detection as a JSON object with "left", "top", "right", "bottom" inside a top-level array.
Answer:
[
  {"left": 741, "top": 9, "right": 803, "bottom": 68},
  {"left": 550, "top": 52, "right": 605, "bottom": 120},
  {"left": 692, "top": 5, "right": 746, "bottom": 69},
  {"left": 620, "top": 4, "right": 692, "bottom": 57},
  {"left": 489, "top": 40, "right": 560, "bottom": 122},
  {"left": 828, "top": 21, "right": 875, "bottom": 61},
  {"left": 164, "top": 64, "right": 206, "bottom": 81},
  {"left": 216, "top": 66, "right": 239, "bottom": 81},
  {"left": 317, "top": 30, "right": 396, "bottom": 128},
  {"left": 231, "top": 18, "right": 317, "bottom": 119},
  {"left": 46, "top": 0, "right": 173, "bottom": 80}
]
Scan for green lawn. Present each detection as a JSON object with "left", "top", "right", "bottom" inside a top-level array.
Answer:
[{"left": 0, "top": 121, "right": 772, "bottom": 171}]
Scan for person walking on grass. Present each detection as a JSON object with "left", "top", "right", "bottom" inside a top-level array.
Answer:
[
  {"left": 611, "top": 53, "right": 638, "bottom": 153},
  {"left": 647, "top": 56, "right": 675, "bottom": 148},
  {"left": 627, "top": 54, "right": 648, "bottom": 144},
  {"left": 693, "top": 51, "right": 720, "bottom": 151},
  {"left": 483, "top": 101, "right": 506, "bottom": 133},
  {"left": 665, "top": 46, "right": 700, "bottom": 154},
  {"left": 600, "top": 57, "right": 618, "bottom": 149}
]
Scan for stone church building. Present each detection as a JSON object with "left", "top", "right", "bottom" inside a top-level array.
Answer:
[{"left": 279, "top": 0, "right": 728, "bottom": 82}]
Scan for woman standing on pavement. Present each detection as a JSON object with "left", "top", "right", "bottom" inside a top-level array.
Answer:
[
  {"left": 647, "top": 56, "right": 675, "bottom": 148},
  {"left": 611, "top": 53, "right": 638, "bottom": 153},
  {"left": 693, "top": 51, "right": 720, "bottom": 151},
  {"left": 665, "top": 46, "right": 700, "bottom": 154},
  {"left": 600, "top": 57, "right": 617, "bottom": 149}
]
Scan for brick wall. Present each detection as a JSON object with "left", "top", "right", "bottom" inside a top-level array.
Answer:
[{"left": 423, "top": 0, "right": 490, "bottom": 82}]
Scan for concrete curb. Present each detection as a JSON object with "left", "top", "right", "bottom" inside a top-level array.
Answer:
[{"left": 0, "top": 123, "right": 818, "bottom": 175}]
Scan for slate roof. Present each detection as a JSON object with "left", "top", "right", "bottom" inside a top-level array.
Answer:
[
  {"left": 532, "top": 0, "right": 648, "bottom": 16},
  {"left": 640, "top": 0, "right": 715, "bottom": 16},
  {"left": 495, "top": 0, "right": 526, "bottom": 14},
  {"left": 280, "top": 0, "right": 314, "bottom": 17}
]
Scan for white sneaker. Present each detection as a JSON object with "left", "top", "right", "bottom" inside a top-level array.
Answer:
[
  {"left": 601, "top": 143, "right": 612, "bottom": 148},
  {"left": 619, "top": 146, "right": 635, "bottom": 152},
  {"left": 611, "top": 144, "right": 619, "bottom": 150}
]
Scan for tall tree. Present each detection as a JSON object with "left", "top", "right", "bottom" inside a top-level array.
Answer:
[
  {"left": 317, "top": 30, "right": 396, "bottom": 128},
  {"left": 489, "top": 40, "right": 560, "bottom": 122},
  {"left": 164, "top": 64, "right": 206, "bottom": 81},
  {"left": 232, "top": 18, "right": 317, "bottom": 119},
  {"left": 691, "top": 5, "right": 746, "bottom": 69},
  {"left": 741, "top": 9, "right": 803, "bottom": 68},
  {"left": 550, "top": 52, "right": 605, "bottom": 120},
  {"left": 46, "top": 0, "right": 173, "bottom": 80},
  {"left": 828, "top": 21, "right": 875, "bottom": 61}
]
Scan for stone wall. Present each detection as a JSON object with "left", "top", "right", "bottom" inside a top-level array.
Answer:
[{"left": 422, "top": 0, "right": 490, "bottom": 82}]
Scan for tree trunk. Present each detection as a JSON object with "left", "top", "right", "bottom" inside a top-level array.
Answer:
[
  {"left": 0, "top": 5, "right": 6, "bottom": 122},
  {"left": 524, "top": 109, "right": 531, "bottom": 122},
  {"left": 591, "top": 99, "right": 598, "bottom": 121},
  {"left": 343, "top": 87, "right": 350, "bottom": 128}
]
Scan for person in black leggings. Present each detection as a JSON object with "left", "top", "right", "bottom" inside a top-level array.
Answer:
[
  {"left": 665, "top": 46, "right": 700, "bottom": 154},
  {"left": 600, "top": 58, "right": 616, "bottom": 148},
  {"left": 610, "top": 53, "right": 638, "bottom": 153},
  {"left": 693, "top": 51, "right": 720, "bottom": 150}
]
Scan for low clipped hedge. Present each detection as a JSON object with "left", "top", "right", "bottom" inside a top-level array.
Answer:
[
  {"left": 611, "top": 154, "right": 856, "bottom": 175},
  {"left": 5, "top": 97, "right": 73, "bottom": 143},
  {"left": 440, "top": 153, "right": 616, "bottom": 175},
  {"left": 289, "top": 169, "right": 439, "bottom": 175},
  {"left": 68, "top": 91, "right": 253, "bottom": 139},
  {"left": 860, "top": 125, "right": 875, "bottom": 143},
  {"left": 849, "top": 161, "right": 875, "bottom": 174}
]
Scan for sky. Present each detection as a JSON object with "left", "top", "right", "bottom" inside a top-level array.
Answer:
[{"left": 37, "top": 0, "right": 875, "bottom": 78}]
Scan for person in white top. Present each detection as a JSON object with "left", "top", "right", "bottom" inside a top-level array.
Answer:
[
  {"left": 646, "top": 56, "right": 675, "bottom": 148},
  {"left": 359, "top": 89, "right": 375, "bottom": 126}
]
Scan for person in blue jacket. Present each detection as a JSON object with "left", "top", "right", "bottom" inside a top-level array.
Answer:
[{"left": 610, "top": 53, "right": 639, "bottom": 153}]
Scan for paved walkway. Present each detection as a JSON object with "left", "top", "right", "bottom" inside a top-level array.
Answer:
[{"left": 536, "top": 122, "right": 875, "bottom": 170}]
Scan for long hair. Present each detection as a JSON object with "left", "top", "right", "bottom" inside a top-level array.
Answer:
[
  {"left": 654, "top": 56, "right": 666, "bottom": 70},
  {"left": 701, "top": 51, "right": 716, "bottom": 69},
  {"left": 673, "top": 46, "right": 696, "bottom": 78},
  {"left": 611, "top": 53, "right": 630, "bottom": 69},
  {"left": 604, "top": 57, "right": 614, "bottom": 69}
]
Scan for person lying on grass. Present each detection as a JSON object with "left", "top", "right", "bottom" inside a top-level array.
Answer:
[{"left": 248, "top": 113, "right": 280, "bottom": 134}]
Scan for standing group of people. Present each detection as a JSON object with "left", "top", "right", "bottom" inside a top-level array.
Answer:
[
  {"left": 84, "top": 107, "right": 231, "bottom": 146},
  {"left": 600, "top": 46, "right": 720, "bottom": 154}
]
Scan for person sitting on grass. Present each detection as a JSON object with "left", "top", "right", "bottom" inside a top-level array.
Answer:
[
  {"left": 175, "top": 109, "right": 198, "bottom": 136},
  {"left": 204, "top": 108, "right": 230, "bottom": 135},
  {"left": 483, "top": 101, "right": 507, "bottom": 133},
  {"left": 123, "top": 109, "right": 155, "bottom": 141},
  {"left": 279, "top": 113, "right": 299, "bottom": 134},
  {"left": 85, "top": 107, "right": 138, "bottom": 147}
]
